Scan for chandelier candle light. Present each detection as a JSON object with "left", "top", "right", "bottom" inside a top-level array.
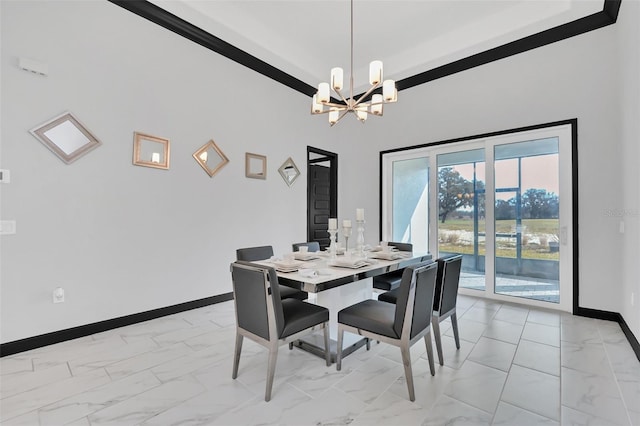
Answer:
[{"left": 311, "top": 0, "right": 398, "bottom": 126}]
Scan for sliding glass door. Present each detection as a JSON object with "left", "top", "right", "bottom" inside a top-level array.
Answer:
[
  {"left": 437, "top": 149, "right": 486, "bottom": 291},
  {"left": 382, "top": 122, "right": 574, "bottom": 311},
  {"left": 494, "top": 138, "right": 560, "bottom": 303}
]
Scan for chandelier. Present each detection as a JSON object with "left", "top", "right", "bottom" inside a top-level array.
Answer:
[{"left": 311, "top": 0, "right": 397, "bottom": 126}]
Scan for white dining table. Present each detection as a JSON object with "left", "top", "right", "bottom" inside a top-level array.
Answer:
[{"left": 257, "top": 250, "right": 433, "bottom": 362}]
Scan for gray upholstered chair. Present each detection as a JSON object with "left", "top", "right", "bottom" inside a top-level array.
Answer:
[
  {"left": 372, "top": 242, "right": 414, "bottom": 291},
  {"left": 379, "top": 254, "right": 463, "bottom": 366},
  {"left": 431, "top": 254, "right": 463, "bottom": 365},
  {"left": 336, "top": 260, "right": 437, "bottom": 401},
  {"left": 292, "top": 241, "right": 320, "bottom": 252},
  {"left": 236, "top": 245, "right": 308, "bottom": 301},
  {"left": 230, "top": 261, "right": 330, "bottom": 401}
]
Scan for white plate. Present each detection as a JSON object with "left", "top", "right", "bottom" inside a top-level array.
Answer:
[
  {"left": 294, "top": 253, "right": 321, "bottom": 261},
  {"left": 328, "top": 259, "right": 372, "bottom": 269},
  {"left": 323, "top": 248, "right": 345, "bottom": 255},
  {"left": 272, "top": 259, "right": 304, "bottom": 268},
  {"left": 369, "top": 252, "right": 408, "bottom": 261}
]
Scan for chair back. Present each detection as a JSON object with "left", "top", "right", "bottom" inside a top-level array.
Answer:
[
  {"left": 292, "top": 242, "right": 320, "bottom": 252},
  {"left": 230, "top": 261, "right": 284, "bottom": 340},
  {"left": 434, "top": 255, "right": 463, "bottom": 314},
  {"left": 393, "top": 261, "right": 438, "bottom": 338},
  {"left": 388, "top": 242, "right": 413, "bottom": 252},
  {"left": 236, "top": 246, "right": 274, "bottom": 261}
]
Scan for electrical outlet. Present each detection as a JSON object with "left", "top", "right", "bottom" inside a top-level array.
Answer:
[
  {"left": 0, "top": 220, "right": 16, "bottom": 235},
  {"left": 0, "top": 169, "right": 10, "bottom": 183},
  {"left": 53, "top": 287, "right": 65, "bottom": 303}
]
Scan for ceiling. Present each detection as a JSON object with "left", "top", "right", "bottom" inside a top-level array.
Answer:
[{"left": 146, "top": 0, "right": 607, "bottom": 94}]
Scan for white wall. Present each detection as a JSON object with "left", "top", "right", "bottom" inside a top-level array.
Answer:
[
  {"left": 1, "top": 0, "right": 638, "bottom": 343},
  {"left": 617, "top": 0, "right": 640, "bottom": 338},
  {"left": 0, "top": 0, "right": 334, "bottom": 343}
]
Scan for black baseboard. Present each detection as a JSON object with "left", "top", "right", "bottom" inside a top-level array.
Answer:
[
  {"left": 3, "top": 294, "right": 638, "bottom": 363},
  {"left": 0, "top": 292, "right": 234, "bottom": 357},
  {"left": 576, "top": 307, "right": 640, "bottom": 362}
]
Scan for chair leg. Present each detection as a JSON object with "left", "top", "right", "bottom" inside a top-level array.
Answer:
[
  {"left": 323, "top": 323, "right": 331, "bottom": 367},
  {"left": 451, "top": 312, "right": 461, "bottom": 350},
  {"left": 265, "top": 343, "right": 278, "bottom": 402},
  {"left": 289, "top": 342, "right": 294, "bottom": 350},
  {"left": 336, "top": 327, "right": 344, "bottom": 371},
  {"left": 232, "top": 332, "right": 243, "bottom": 379},
  {"left": 424, "top": 329, "right": 435, "bottom": 376},
  {"left": 400, "top": 343, "right": 415, "bottom": 402},
  {"left": 366, "top": 338, "right": 371, "bottom": 351},
  {"left": 432, "top": 316, "right": 444, "bottom": 366}
]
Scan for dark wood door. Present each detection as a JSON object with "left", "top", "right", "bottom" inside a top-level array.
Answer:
[
  {"left": 307, "top": 147, "right": 337, "bottom": 250},
  {"left": 308, "top": 165, "right": 331, "bottom": 248}
]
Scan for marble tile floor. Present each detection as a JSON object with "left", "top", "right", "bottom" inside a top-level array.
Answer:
[
  {"left": 460, "top": 272, "right": 561, "bottom": 303},
  {"left": 1, "top": 295, "right": 639, "bottom": 426}
]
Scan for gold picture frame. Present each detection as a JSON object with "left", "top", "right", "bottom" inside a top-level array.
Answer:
[
  {"left": 193, "top": 139, "right": 229, "bottom": 178},
  {"left": 245, "top": 152, "right": 267, "bottom": 180},
  {"left": 30, "top": 112, "right": 102, "bottom": 164},
  {"left": 133, "top": 132, "right": 170, "bottom": 170}
]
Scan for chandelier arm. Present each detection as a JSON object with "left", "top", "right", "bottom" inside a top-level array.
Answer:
[
  {"left": 350, "top": 0, "right": 354, "bottom": 102},
  {"left": 353, "top": 83, "right": 381, "bottom": 108},
  {"left": 324, "top": 101, "right": 349, "bottom": 109},
  {"left": 333, "top": 88, "right": 350, "bottom": 105},
  {"left": 311, "top": 106, "right": 347, "bottom": 115},
  {"left": 329, "top": 110, "right": 350, "bottom": 127}
]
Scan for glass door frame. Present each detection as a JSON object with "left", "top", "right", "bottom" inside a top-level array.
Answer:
[
  {"left": 381, "top": 121, "right": 576, "bottom": 312},
  {"left": 381, "top": 147, "right": 431, "bottom": 250}
]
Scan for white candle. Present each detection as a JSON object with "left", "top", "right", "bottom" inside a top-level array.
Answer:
[
  {"left": 151, "top": 152, "right": 160, "bottom": 163},
  {"left": 343, "top": 219, "right": 351, "bottom": 228},
  {"left": 356, "top": 208, "right": 364, "bottom": 221},
  {"left": 331, "top": 67, "right": 343, "bottom": 91},
  {"left": 317, "top": 82, "right": 330, "bottom": 104},
  {"left": 369, "top": 60, "right": 383, "bottom": 85},
  {"left": 328, "top": 218, "right": 337, "bottom": 230}
]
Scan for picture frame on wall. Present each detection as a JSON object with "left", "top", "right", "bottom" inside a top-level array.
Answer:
[
  {"left": 245, "top": 152, "right": 267, "bottom": 179},
  {"left": 193, "top": 139, "right": 229, "bottom": 178},
  {"left": 132, "top": 132, "right": 170, "bottom": 170}
]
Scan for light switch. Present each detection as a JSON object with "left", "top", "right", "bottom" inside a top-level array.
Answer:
[
  {"left": 0, "top": 220, "right": 16, "bottom": 235},
  {"left": 619, "top": 221, "right": 625, "bottom": 234},
  {"left": 0, "top": 169, "right": 10, "bottom": 183}
]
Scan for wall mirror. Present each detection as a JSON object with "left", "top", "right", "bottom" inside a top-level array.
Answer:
[
  {"left": 278, "top": 157, "right": 300, "bottom": 186},
  {"left": 133, "top": 132, "right": 170, "bottom": 170},
  {"left": 30, "top": 112, "right": 102, "bottom": 164},
  {"left": 193, "top": 139, "right": 229, "bottom": 177},
  {"left": 245, "top": 152, "right": 267, "bottom": 179}
]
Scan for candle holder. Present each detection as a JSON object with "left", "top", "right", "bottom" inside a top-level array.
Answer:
[
  {"left": 356, "top": 219, "right": 366, "bottom": 257},
  {"left": 343, "top": 225, "right": 352, "bottom": 252},
  {"left": 328, "top": 227, "right": 338, "bottom": 258}
]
